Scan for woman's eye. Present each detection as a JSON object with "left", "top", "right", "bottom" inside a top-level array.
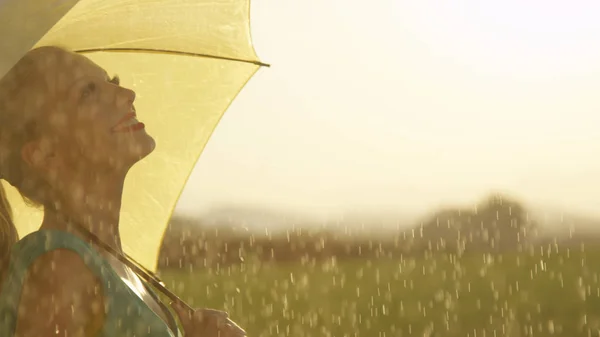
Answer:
[{"left": 81, "top": 82, "right": 96, "bottom": 99}]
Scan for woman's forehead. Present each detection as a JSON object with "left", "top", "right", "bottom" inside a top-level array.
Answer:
[
  {"left": 36, "top": 52, "right": 107, "bottom": 93},
  {"left": 0, "top": 48, "right": 109, "bottom": 130},
  {"left": 49, "top": 52, "right": 106, "bottom": 78}
]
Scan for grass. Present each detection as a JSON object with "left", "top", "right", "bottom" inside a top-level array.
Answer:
[{"left": 159, "top": 245, "right": 600, "bottom": 337}]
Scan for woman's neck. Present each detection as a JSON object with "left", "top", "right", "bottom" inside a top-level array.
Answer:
[
  {"left": 39, "top": 175, "right": 125, "bottom": 252},
  {"left": 40, "top": 206, "right": 122, "bottom": 252}
]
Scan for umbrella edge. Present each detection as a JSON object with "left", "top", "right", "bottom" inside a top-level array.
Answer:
[{"left": 74, "top": 48, "right": 270, "bottom": 68}]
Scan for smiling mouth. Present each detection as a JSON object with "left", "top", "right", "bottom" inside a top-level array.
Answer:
[{"left": 111, "top": 111, "right": 145, "bottom": 133}]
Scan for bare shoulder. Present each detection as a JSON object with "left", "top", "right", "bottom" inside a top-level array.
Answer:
[{"left": 14, "top": 249, "right": 105, "bottom": 337}]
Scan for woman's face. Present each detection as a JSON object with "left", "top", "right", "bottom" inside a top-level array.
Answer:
[{"left": 32, "top": 49, "right": 156, "bottom": 175}]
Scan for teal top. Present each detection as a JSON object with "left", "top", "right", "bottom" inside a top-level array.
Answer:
[{"left": 0, "top": 229, "right": 182, "bottom": 337}]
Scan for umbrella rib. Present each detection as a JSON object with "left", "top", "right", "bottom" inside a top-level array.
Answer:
[{"left": 74, "top": 47, "right": 271, "bottom": 67}]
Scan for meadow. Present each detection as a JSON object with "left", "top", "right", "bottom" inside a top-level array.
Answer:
[{"left": 159, "top": 243, "right": 600, "bottom": 337}]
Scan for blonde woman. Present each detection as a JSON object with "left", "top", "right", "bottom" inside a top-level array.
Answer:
[{"left": 0, "top": 46, "right": 242, "bottom": 337}]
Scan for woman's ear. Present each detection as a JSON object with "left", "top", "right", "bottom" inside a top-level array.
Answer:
[{"left": 20, "top": 138, "right": 57, "bottom": 171}]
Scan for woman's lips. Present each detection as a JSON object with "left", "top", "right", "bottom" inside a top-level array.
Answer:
[
  {"left": 111, "top": 112, "right": 145, "bottom": 133},
  {"left": 113, "top": 122, "right": 145, "bottom": 133}
]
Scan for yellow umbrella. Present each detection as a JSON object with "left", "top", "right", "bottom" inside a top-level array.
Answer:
[{"left": 0, "top": 0, "right": 268, "bottom": 272}]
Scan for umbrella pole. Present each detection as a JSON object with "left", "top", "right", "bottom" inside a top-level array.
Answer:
[
  {"left": 69, "top": 220, "right": 247, "bottom": 334},
  {"left": 69, "top": 220, "right": 189, "bottom": 307}
]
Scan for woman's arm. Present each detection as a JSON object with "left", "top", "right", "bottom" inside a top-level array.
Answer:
[{"left": 14, "top": 249, "right": 104, "bottom": 337}]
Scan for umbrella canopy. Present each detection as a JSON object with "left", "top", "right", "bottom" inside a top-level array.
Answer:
[{"left": 0, "top": 0, "right": 267, "bottom": 271}]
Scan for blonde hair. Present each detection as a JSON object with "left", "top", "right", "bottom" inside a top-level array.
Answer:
[
  {"left": 0, "top": 182, "right": 18, "bottom": 278},
  {"left": 0, "top": 46, "right": 68, "bottom": 277}
]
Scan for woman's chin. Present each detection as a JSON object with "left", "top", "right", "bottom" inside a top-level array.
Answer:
[
  {"left": 115, "top": 134, "right": 156, "bottom": 166},
  {"left": 131, "top": 136, "right": 156, "bottom": 161}
]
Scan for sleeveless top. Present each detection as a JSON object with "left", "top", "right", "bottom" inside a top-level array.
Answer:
[{"left": 0, "top": 229, "right": 182, "bottom": 337}]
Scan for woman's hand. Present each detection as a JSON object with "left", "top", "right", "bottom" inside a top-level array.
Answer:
[{"left": 170, "top": 302, "right": 247, "bottom": 337}]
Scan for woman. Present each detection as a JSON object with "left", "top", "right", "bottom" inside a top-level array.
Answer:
[{"left": 0, "top": 46, "right": 241, "bottom": 337}]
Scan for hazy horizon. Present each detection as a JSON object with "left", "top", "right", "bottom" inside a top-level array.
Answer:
[
  {"left": 169, "top": 195, "right": 600, "bottom": 236},
  {"left": 173, "top": 1, "right": 600, "bottom": 220}
]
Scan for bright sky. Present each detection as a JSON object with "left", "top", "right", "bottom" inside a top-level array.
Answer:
[{"left": 175, "top": 0, "right": 600, "bottom": 219}]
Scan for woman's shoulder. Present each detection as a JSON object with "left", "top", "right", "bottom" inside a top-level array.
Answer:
[
  {"left": 0, "top": 230, "right": 106, "bottom": 336},
  {"left": 3, "top": 229, "right": 118, "bottom": 293},
  {"left": 5, "top": 229, "right": 107, "bottom": 293},
  {"left": 14, "top": 246, "right": 105, "bottom": 335}
]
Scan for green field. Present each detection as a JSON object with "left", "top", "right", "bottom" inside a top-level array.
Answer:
[{"left": 160, "top": 245, "right": 600, "bottom": 337}]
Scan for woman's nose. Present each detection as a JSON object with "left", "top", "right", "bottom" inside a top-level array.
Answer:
[{"left": 116, "top": 86, "right": 136, "bottom": 108}]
